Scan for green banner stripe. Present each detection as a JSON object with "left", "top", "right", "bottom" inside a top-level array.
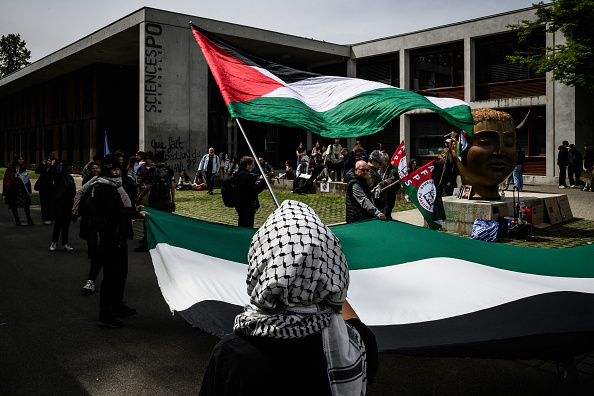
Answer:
[{"left": 144, "top": 207, "right": 594, "bottom": 278}]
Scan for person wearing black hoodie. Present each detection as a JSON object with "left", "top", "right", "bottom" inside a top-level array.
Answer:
[
  {"left": 568, "top": 144, "right": 584, "bottom": 188},
  {"left": 49, "top": 160, "right": 76, "bottom": 251},
  {"left": 71, "top": 155, "right": 146, "bottom": 328},
  {"left": 583, "top": 142, "right": 593, "bottom": 192},
  {"left": 557, "top": 141, "right": 569, "bottom": 188}
]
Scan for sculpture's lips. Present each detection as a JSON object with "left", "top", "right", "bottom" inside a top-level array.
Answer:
[{"left": 488, "top": 161, "right": 507, "bottom": 170}]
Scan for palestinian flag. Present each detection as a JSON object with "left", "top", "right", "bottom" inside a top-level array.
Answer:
[
  {"left": 389, "top": 140, "right": 408, "bottom": 179},
  {"left": 400, "top": 161, "right": 442, "bottom": 230},
  {"left": 145, "top": 207, "right": 594, "bottom": 359},
  {"left": 190, "top": 24, "right": 475, "bottom": 138}
]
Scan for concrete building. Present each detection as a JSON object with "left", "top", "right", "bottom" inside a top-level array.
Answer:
[{"left": 1, "top": 6, "right": 592, "bottom": 184}]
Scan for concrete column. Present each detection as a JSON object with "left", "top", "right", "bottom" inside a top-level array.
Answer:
[
  {"left": 346, "top": 54, "right": 356, "bottom": 78},
  {"left": 464, "top": 37, "right": 475, "bottom": 103},
  {"left": 400, "top": 49, "right": 410, "bottom": 148},
  {"left": 139, "top": 20, "right": 209, "bottom": 176},
  {"left": 545, "top": 30, "right": 576, "bottom": 183}
]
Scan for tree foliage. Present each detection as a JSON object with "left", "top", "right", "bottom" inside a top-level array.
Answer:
[
  {"left": 0, "top": 34, "right": 31, "bottom": 78},
  {"left": 507, "top": 0, "right": 594, "bottom": 91}
]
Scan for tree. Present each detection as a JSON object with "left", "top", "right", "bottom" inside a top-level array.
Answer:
[
  {"left": 0, "top": 34, "right": 31, "bottom": 78},
  {"left": 507, "top": 1, "right": 594, "bottom": 92}
]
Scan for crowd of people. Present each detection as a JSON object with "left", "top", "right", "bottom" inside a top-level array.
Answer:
[{"left": 557, "top": 141, "right": 593, "bottom": 191}]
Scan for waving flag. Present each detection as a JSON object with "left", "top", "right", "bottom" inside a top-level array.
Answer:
[
  {"left": 145, "top": 207, "right": 594, "bottom": 359},
  {"left": 189, "top": 24, "right": 475, "bottom": 138},
  {"left": 103, "top": 131, "right": 110, "bottom": 156},
  {"left": 400, "top": 161, "right": 442, "bottom": 230},
  {"left": 389, "top": 141, "right": 408, "bottom": 179}
]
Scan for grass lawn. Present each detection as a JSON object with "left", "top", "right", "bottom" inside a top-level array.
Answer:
[{"left": 174, "top": 188, "right": 415, "bottom": 227}]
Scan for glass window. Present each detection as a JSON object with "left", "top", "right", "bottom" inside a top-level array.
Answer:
[{"left": 410, "top": 44, "right": 464, "bottom": 91}]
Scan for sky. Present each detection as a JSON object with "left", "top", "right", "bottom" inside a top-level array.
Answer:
[{"left": 1, "top": 0, "right": 539, "bottom": 63}]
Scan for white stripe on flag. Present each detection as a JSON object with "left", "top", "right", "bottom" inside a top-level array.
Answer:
[
  {"left": 150, "top": 244, "right": 247, "bottom": 312},
  {"left": 151, "top": 245, "right": 594, "bottom": 328},
  {"left": 348, "top": 257, "right": 594, "bottom": 326}
]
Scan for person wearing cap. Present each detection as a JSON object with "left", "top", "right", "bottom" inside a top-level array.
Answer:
[
  {"left": 72, "top": 155, "right": 146, "bottom": 328},
  {"left": 50, "top": 160, "right": 76, "bottom": 251},
  {"left": 199, "top": 200, "right": 378, "bottom": 396}
]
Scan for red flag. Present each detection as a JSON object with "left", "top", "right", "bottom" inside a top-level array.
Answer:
[
  {"left": 400, "top": 161, "right": 442, "bottom": 230},
  {"left": 390, "top": 141, "right": 408, "bottom": 179}
]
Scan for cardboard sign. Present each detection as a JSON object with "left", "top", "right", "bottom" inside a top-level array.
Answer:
[
  {"left": 544, "top": 197, "right": 562, "bottom": 224},
  {"left": 557, "top": 195, "right": 573, "bottom": 221}
]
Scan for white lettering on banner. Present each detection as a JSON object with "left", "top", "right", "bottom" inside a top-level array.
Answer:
[
  {"left": 413, "top": 174, "right": 420, "bottom": 180},
  {"left": 144, "top": 23, "right": 163, "bottom": 113}
]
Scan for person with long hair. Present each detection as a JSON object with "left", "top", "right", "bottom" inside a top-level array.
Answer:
[{"left": 2, "top": 155, "right": 34, "bottom": 226}]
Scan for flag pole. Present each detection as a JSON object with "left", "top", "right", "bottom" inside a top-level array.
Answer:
[{"left": 234, "top": 118, "right": 280, "bottom": 208}]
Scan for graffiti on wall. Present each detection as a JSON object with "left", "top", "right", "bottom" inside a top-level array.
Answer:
[{"left": 151, "top": 136, "right": 198, "bottom": 173}]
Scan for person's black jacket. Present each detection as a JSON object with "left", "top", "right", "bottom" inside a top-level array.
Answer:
[
  {"left": 235, "top": 168, "right": 265, "bottom": 211},
  {"left": 557, "top": 145, "right": 569, "bottom": 166},
  {"left": 584, "top": 148, "right": 594, "bottom": 169}
]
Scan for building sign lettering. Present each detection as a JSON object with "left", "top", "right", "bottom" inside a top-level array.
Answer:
[{"left": 144, "top": 23, "right": 163, "bottom": 113}]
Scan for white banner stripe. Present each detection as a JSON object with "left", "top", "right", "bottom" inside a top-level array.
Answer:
[
  {"left": 349, "top": 257, "right": 594, "bottom": 326},
  {"left": 258, "top": 75, "right": 468, "bottom": 112},
  {"left": 150, "top": 243, "right": 247, "bottom": 312},
  {"left": 151, "top": 244, "right": 594, "bottom": 326}
]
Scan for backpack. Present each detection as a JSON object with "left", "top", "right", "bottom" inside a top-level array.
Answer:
[
  {"left": 221, "top": 173, "right": 239, "bottom": 208},
  {"left": 150, "top": 166, "right": 172, "bottom": 199},
  {"left": 88, "top": 180, "right": 121, "bottom": 230}
]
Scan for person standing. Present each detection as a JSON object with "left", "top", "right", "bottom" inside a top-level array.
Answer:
[
  {"left": 78, "top": 162, "right": 101, "bottom": 294},
  {"left": 583, "top": 142, "right": 593, "bottom": 192},
  {"left": 295, "top": 141, "right": 306, "bottom": 167},
  {"left": 198, "top": 148, "right": 221, "bottom": 195},
  {"left": 344, "top": 160, "right": 386, "bottom": 223},
  {"left": 568, "top": 144, "right": 584, "bottom": 188},
  {"left": 325, "top": 138, "right": 344, "bottom": 182},
  {"left": 135, "top": 151, "right": 175, "bottom": 252},
  {"left": 72, "top": 155, "right": 144, "bottom": 328},
  {"left": 366, "top": 150, "right": 386, "bottom": 214},
  {"left": 557, "top": 140, "right": 569, "bottom": 188},
  {"left": 512, "top": 145, "right": 526, "bottom": 192},
  {"left": 50, "top": 160, "right": 76, "bottom": 251},
  {"left": 234, "top": 156, "right": 265, "bottom": 228},
  {"left": 3, "top": 155, "right": 34, "bottom": 226},
  {"left": 381, "top": 156, "right": 400, "bottom": 220},
  {"left": 199, "top": 200, "right": 378, "bottom": 396},
  {"left": 35, "top": 155, "right": 57, "bottom": 224},
  {"left": 137, "top": 151, "right": 176, "bottom": 213}
]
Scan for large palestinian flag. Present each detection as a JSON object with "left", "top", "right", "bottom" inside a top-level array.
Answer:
[
  {"left": 189, "top": 24, "right": 475, "bottom": 137},
  {"left": 145, "top": 207, "right": 594, "bottom": 359}
]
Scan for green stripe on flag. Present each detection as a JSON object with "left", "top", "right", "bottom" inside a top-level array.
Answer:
[
  {"left": 145, "top": 207, "right": 254, "bottom": 264},
  {"left": 144, "top": 208, "right": 594, "bottom": 278},
  {"left": 228, "top": 88, "right": 474, "bottom": 137}
]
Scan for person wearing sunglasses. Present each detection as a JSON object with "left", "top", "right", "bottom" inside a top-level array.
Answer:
[{"left": 344, "top": 160, "right": 387, "bottom": 223}]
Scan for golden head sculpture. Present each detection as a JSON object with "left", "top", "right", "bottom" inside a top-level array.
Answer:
[{"left": 452, "top": 108, "right": 521, "bottom": 200}]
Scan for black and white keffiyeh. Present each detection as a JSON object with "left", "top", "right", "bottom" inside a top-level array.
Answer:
[{"left": 233, "top": 200, "right": 368, "bottom": 396}]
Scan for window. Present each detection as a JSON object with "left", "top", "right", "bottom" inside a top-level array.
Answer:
[
  {"left": 357, "top": 54, "right": 399, "bottom": 87},
  {"left": 410, "top": 44, "right": 464, "bottom": 91}
]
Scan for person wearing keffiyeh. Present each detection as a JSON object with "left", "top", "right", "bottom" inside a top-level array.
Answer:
[{"left": 199, "top": 200, "right": 378, "bottom": 396}]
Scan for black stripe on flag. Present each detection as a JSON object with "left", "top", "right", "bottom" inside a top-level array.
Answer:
[{"left": 190, "top": 23, "right": 319, "bottom": 84}]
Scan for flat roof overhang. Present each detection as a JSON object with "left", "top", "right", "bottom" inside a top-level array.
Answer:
[{"left": 0, "top": 8, "right": 351, "bottom": 98}]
